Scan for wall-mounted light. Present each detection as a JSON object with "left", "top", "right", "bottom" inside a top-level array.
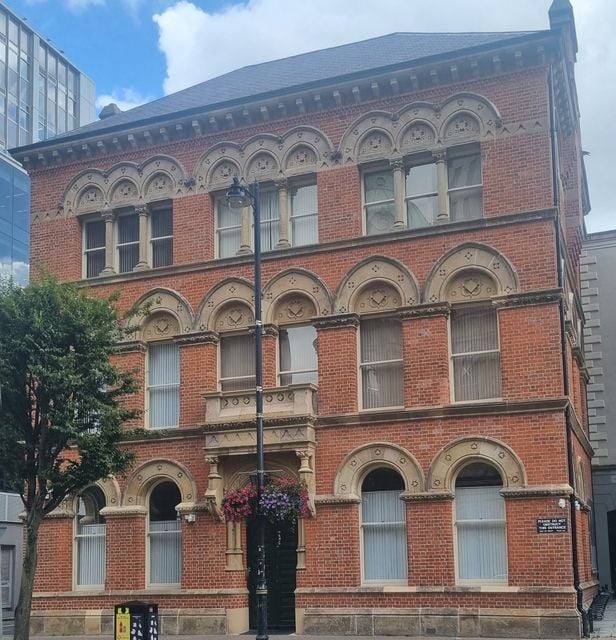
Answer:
[
  {"left": 184, "top": 513, "right": 196, "bottom": 523},
  {"left": 558, "top": 498, "right": 567, "bottom": 509}
]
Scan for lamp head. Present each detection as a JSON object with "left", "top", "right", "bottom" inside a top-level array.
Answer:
[{"left": 226, "top": 177, "right": 251, "bottom": 209}]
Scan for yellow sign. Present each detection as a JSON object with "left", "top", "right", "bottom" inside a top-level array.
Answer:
[{"left": 115, "top": 608, "right": 130, "bottom": 640}]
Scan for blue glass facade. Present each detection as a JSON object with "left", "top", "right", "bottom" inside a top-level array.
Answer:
[{"left": 0, "top": 151, "right": 29, "bottom": 284}]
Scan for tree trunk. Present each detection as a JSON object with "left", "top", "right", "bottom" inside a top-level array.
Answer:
[{"left": 14, "top": 509, "right": 43, "bottom": 640}]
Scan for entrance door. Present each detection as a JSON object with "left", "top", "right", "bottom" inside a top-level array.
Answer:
[{"left": 247, "top": 518, "right": 297, "bottom": 630}]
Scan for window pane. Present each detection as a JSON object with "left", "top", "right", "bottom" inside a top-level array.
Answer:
[
  {"left": 291, "top": 183, "right": 318, "bottom": 246},
  {"left": 448, "top": 155, "right": 481, "bottom": 189},
  {"left": 407, "top": 195, "right": 438, "bottom": 229},
  {"left": 152, "top": 238, "right": 172, "bottom": 268},
  {"left": 406, "top": 163, "right": 437, "bottom": 196},
  {"left": 148, "top": 343, "right": 179, "bottom": 428},
  {"left": 117, "top": 214, "right": 138, "bottom": 243},
  {"left": 77, "top": 524, "right": 106, "bottom": 586},
  {"left": 451, "top": 309, "right": 498, "bottom": 354},
  {"left": 217, "top": 201, "right": 240, "bottom": 258},
  {"left": 362, "top": 490, "right": 407, "bottom": 581},
  {"left": 453, "top": 352, "right": 501, "bottom": 401},
  {"left": 449, "top": 188, "right": 483, "bottom": 222},
  {"left": 365, "top": 171, "right": 393, "bottom": 204},
  {"left": 279, "top": 325, "right": 317, "bottom": 385},
  {"left": 151, "top": 209, "right": 172, "bottom": 238},
  {"left": 86, "top": 220, "right": 105, "bottom": 249},
  {"left": 365, "top": 202, "right": 395, "bottom": 235},
  {"left": 86, "top": 250, "right": 105, "bottom": 279},
  {"left": 259, "top": 190, "right": 279, "bottom": 251},
  {"left": 149, "top": 483, "right": 181, "bottom": 584},
  {"left": 118, "top": 245, "right": 138, "bottom": 273},
  {"left": 456, "top": 485, "right": 507, "bottom": 581},
  {"left": 360, "top": 318, "right": 403, "bottom": 408},
  {"left": 220, "top": 334, "right": 255, "bottom": 391}
]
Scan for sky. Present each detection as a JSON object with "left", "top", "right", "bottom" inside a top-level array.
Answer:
[{"left": 8, "top": 0, "right": 614, "bottom": 232}]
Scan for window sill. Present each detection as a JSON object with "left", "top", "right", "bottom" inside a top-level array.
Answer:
[
  {"left": 451, "top": 397, "right": 502, "bottom": 406},
  {"left": 359, "top": 405, "right": 405, "bottom": 413}
]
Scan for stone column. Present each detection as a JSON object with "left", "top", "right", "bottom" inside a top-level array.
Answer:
[
  {"left": 276, "top": 179, "right": 291, "bottom": 248},
  {"left": 134, "top": 204, "right": 150, "bottom": 271},
  {"left": 238, "top": 206, "right": 252, "bottom": 255},
  {"left": 101, "top": 207, "right": 115, "bottom": 275},
  {"left": 433, "top": 148, "right": 449, "bottom": 222},
  {"left": 391, "top": 157, "right": 406, "bottom": 228}
]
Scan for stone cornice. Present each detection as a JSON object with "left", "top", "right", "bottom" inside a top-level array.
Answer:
[
  {"left": 314, "top": 495, "right": 361, "bottom": 505},
  {"left": 295, "top": 585, "right": 577, "bottom": 595},
  {"left": 500, "top": 484, "right": 573, "bottom": 499},
  {"left": 313, "top": 313, "right": 360, "bottom": 330},
  {"left": 317, "top": 397, "right": 569, "bottom": 428},
  {"left": 398, "top": 302, "right": 451, "bottom": 319},
  {"left": 176, "top": 331, "right": 219, "bottom": 346},
  {"left": 114, "top": 340, "right": 147, "bottom": 355},
  {"left": 73, "top": 208, "right": 558, "bottom": 290},
  {"left": 492, "top": 289, "right": 562, "bottom": 308},
  {"left": 401, "top": 491, "right": 454, "bottom": 502},
  {"left": 99, "top": 505, "right": 147, "bottom": 518},
  {"left": 16, "top": 32, "right": 559, "bottom": 170}
]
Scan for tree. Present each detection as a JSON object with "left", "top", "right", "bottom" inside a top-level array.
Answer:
[{"left": 0, "top": 277, "right": 138, "bottom": 640}]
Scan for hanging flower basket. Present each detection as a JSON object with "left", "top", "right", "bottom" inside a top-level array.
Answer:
[{"left": 222, "top": 478, "right": 309, "bottom": 523}]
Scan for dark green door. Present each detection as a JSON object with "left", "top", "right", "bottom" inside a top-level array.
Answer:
[{"left": 247, "top": 519, "right": 297, "bottom": 630}]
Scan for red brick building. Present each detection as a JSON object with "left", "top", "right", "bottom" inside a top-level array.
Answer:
[{"left": 13, "top": 1, "right": 597, "bottom": 637}]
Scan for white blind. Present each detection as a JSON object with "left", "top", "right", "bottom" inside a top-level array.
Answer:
[
  {"left": 279, "top": 325, "right": 317, "bottom": 385},
  {"left": 149, "top": 520, "right": 181, "bottom": 584},
  {"left": 151, "top": 208, "right": 173, "bottom": 268},
  {"left": 76, "top": 523, "right": 106, "bottom": 586},
  {"left": 259, "top": 190, "right": 280, "bottom": 251},
  {"left": 451, "top": 308, "right": 501, "bottom": 401},
  {"left": 362, "top": 490, "right": 407, "bottom": 581},
  {"left": 291, "top": 183, "right": 318, "bottom": 246},
  {"left": 455, "top": 486, "right": 507, "bottom": 581},
  {"left": 148, "top": 343, "right": 180, "bottom": 428},
  {"left": 448, "top": 154, "right": 483, "bottom": 221},
  {"left": 117, "top": 214, "right": 139, "bottom": 273},
  {"left": 220, "top": 334, "right": 255, "bottom": 391},
  {"left": 85, "top": 220, "right": 105, "bottom": 278},
  {"left": 360, "top": 318, "right": 403, "bottom": 408},
  {"left": 217, "top": 200, "right": 241, "bottom": 258}
]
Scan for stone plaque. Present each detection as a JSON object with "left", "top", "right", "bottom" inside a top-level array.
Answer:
[{"left": 536, "top": 517, "right": 568, "bottom": 533}]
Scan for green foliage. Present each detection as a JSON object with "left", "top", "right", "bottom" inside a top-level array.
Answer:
[{"left": 0, "top": 277, "right": 137, "bottom": 515}]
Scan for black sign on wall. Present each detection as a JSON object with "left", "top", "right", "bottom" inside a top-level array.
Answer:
[{"left": 536, "top": 517, "right": 568, "bottom": 533}]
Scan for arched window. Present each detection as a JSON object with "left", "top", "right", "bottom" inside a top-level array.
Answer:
[
  {"left": 148, "top": 481, "right": 181, "bottom": 585},
  {"left": 361, "top": 468, "right": 407, "bottom": 582},
  {"left": 75, "top": 486, "right": 106, "bottom": 587},
  {"left": 147, "top": 341, "right": 180, "bottom": 428},
  {"left": 455, "top": 462, "right": 507, "bottom": 582}
]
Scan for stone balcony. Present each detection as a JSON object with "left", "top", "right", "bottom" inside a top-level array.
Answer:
[
  {"left": 202, "top": 384, "right": 317, "bottom": 456},
  {"left": 204, "top": 383, "right": 317, "bottom": 425}
]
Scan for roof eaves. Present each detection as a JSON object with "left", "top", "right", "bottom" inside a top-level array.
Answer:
[{"left": 12, "top": 29, "right": 553, "bottom": 157}]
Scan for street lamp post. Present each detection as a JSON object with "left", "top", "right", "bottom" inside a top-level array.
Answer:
[{"left": 226, "top": 177, "right": 268, "bottom": 640}]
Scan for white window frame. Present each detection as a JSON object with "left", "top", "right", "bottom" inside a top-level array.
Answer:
[
  {"left": 146, "top": 341, "right": 180, "bottom": 430},
  {"left": 358, "top": 316, "right": 404, "bottom": 411},
  {"left": 215, "top": 195, "right": 242, "bottom": 259},
  {"left": 277, "top": 323, "right": 318, "bottom": 386},
  {"left": 82, "top": 217, "right": 106, "bottom": 279},
  {"left": 449, "top": 305, "right": 501, "bottom": 404},
  {"left": 405, "top": 159, "right": 439, "bottom": 228},
  {"left": 73, "top": 490, "right": 106, "bottom": 590},
  {"left": 115, "top": 210, "right": 140, "bottom": 274},
  {"left": 219, "top": 332, "right": 255, "bottom": 392},
  {"left": 148, "top": 205, "right": 173, "bottom": 269},
  {"left": 289, "top": 180, "right": 318, "bottom": 247},
  {"left": 359, "top": 471, "right": 408, "bottom": 585},
  {"left": 362, "top": 166, "right": 396, "bottom": 236},
  {"left": 446, "top": 149, "right": 483, "bottom": 222},
  {"left": 453, "top": 466, "right": 507, "bottom": 585},
  {"left": 146, "top": 481, "right": 181, "bottom": 587}
]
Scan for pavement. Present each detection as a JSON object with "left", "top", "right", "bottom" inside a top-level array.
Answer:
[{"left": 592, "top": 594, "right": 616, "bottom": 638}]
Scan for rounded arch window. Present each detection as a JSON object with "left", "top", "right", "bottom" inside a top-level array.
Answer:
[
  {"left": 361, "top": 467, "right": 407, "bottom": 582},
  {"left": 454, "top": 462, "right": 507, "bottom": 582},
  {"left": 148, "top": 481, "right": 181, "bottom": 585},
  {"left": 75, "top": 486, "right": 106, "bottom": 587}
]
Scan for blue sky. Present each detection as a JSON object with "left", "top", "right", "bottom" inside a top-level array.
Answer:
[{"left": 7, "top": 0, "right": 614, "bottom": 232}]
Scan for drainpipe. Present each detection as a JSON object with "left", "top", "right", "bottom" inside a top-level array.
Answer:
[{"left": 549, "top": 65, "right": 589, "bottom": 637}]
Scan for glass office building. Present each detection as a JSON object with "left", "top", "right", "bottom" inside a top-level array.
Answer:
[
  {"left": 0, "top": 150, "right": 29, "bottom": 284},
  {"left": 0, "top": 0, "right": 95, "bottom": 149}
]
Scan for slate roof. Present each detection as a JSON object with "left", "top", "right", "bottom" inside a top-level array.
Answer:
[{"left": 28, "top": 30, "right": 547, "bottom": 148}]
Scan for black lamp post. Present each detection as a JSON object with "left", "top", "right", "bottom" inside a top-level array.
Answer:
[{"left": 226, "top": 176, "right": 268, "bottom": 640}]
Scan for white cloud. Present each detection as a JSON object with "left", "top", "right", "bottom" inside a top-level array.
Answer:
[
  {"left": 151, "top": 0, "right": 613, "bottom": 232},
  {"left": 64, "top": 0, "right": 105, "bottom": 12},
  {"left": 95, "top": 88, "right": 154, "bottom": 113}
]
